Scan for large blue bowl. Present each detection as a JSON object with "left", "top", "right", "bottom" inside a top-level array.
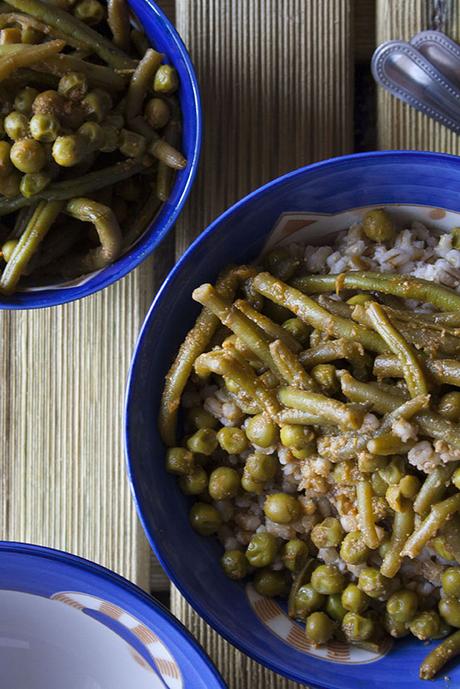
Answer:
[
  {"left": 2, "top": 0, "right": 201, "bottom": 309},
  {"left": 125, "top": 151, "right": 460, "bottom": 689}
]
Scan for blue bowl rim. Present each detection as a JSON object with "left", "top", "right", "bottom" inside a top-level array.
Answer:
[
  {"left": 0, "top": 540, "right": 226, "bottom": 688},
  {"left": 0, "top": 0, "right": 202, "bottom": 310},
  {"left": 125, "top": 149, "right": 460, "bottom": 686}
]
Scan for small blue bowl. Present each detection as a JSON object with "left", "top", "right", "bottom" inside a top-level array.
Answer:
[
  {"left": 0, "top": 541, "right": 225, "bottom": 689},
  {"left": 125, "top": 151, "right": 460, "bottom": 689},
  {"left": 1, "top": 0, "right": 201, "bottom": 309}
]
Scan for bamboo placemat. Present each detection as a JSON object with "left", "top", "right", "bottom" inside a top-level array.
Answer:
[{"left": 171, "top": 1, "right": 354, "bottom": 686}]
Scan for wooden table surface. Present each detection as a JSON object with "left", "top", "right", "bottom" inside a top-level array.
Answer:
[{"left": 1, "top": 1, "right": 458, "bottom": 687}]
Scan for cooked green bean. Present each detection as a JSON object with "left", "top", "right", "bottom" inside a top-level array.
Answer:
[
  {"left": 367, "top": 433, "right": 415, "bottom": 456},
  {"left": 293, "top": 271, "right": 460, "bottom": 313},
  {"left": 37, "top": 53, "right": 125, "bottom": 91},
  {"left": 106, "top": 0, "right": 129, "bottom": 50},
  {"left": 0, "top": 198, "right": 63, "bottom": 293},
  {"left": 159, "top": 267, "right": 254, "bottom": 446},
  {"left": 420, "top": 630, "right": 460, "bottom": 680},
  {"left": 269, "top": 339, "right": 317, "bottom": 390},
  {"left": 299, "top": 337, "right": 365, "bottom": 368},
  {"left": 63, "top": 196, "right": 121, "bottom": 272},
  {"left": 357, "top": 479, "right": 380, "bottom": 549},
  {"left": 4, "top": 0, "right": 135, "bottom": 69},
  {"left": 278, "top": 385, "right": 364, "bottom": 430},
  {"left": 125, "top": 48, "right": 163, "bottom": 123},
  {"left": 0, "top": 11, "right": 86, "bottom": 48},
  {"left": 276, "top": 408, "right": 323, "bottom": 426},
  {"left": 339, "top": 371, "right": 460, "bottom": 450},
  {"left": 0, "top": 38, "right": 63, "bottom": 80},
  {"left": 414, "top": 465, "right": 456, "bottom": 517},
  {"left": 252, "top": 272, "right": 387, "bottom": 354},
  {"left": 156, "top": 100, "right": 180, "bottom": 200},
  {"left": 235, "top": 298, "right": 302, "bottom": 353},
  {"left": 380, "top": 505, "right": 414, "bottom": 577},
  {"left": 402, "top": 493, "right": 460, "bottom": 559},
  {"left": 374, "top": 354, "right": 460, "bottom": 387},
  {"left": 365, "top": 301, "right": 428, "bottom": 397}
]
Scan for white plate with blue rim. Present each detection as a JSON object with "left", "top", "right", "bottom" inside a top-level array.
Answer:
[{"left": 0, "top": 541, "right": 226, "bottom": 689}]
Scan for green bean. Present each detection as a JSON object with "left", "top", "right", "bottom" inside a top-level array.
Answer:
[
  {"left": 374, "top": 354, "right": 460, "bottom": 388},
  {"left": 419, "top": 630, "right": 460, "bottom": 680},
  {"left": 159, "top": 267, "right": 254, "bottom": 446},
  {"left": 299, "top": 337, "right": 365, "bottom": 368},
  {"left": 235, "top": 299, "right": 302, "bottom": 353},
  {"left": 414, "top": 465, "right": 456, "bottom": 517},
  {"left": 339, "top": 371, "right": 460, "bottom": 450},
  {"left": 380, "top": 505, "right": 414, "bottom": 578},
  {"left": 0, "top": 199, "right": 63, "bottom": 293},
  {"left": 365, "top": 301, "right": 428, "bottom": 397},
  {"left": 192, "top": 283, "right": 283, "bottom": 378},
  {"left": 367, "top": 433, "right": 415, "bottom": 456},
  {"left": 145, "top": 97, "right": 170, "bottom": 129},
  {"left": 293, "top": 272, "right": 460, "bottom": 313},
  {"left": 156, "top": 101, "right": 179, "bottom": 200},
  {"left": 4, "top": 0, "right": 135, "bottom": 69},
  {"left": 269, "top": 339, "right": 317, "bottom": 390},
  {"left": 251, "top": 272, "right": 387, "bottom": 354},
  {"left": 63, "top": 197, "right": 121, "bottom": 272},
  {"left": 287, "top": 558, "right": 315, "bottom": 618},
  {"left": 0, "top": 26, "right": 21, "bottom": 41},
  {"left": 194, "top": 349, "right": 280, "bottom": 419},
  {"left": 402, "top": 493, "right": 460, "bottom": 559},
  {"left": 130, "top": 28, "right": 149, "bottom": 57},
  {"left": 276, "top": 408, "right": 323, "bottom": 426},
  {"left": 317, "top": 433, "right": 367, "bottom": 461},
  {"left": 357, "top": 479, "right": 380, "bottom": 549},
  {"left": 439, "top": 514, "right": 460, "bottom": 563},
  {"left": 0, "top": 38, "right": 63, "bottom": 80},
  {"left": 0, "top": 11, "right": 86, "bottom": 48},
  {"left": 278, "top": 385, "right": 364, "bottom": 430},
  {"left": 125, "top": 48, "right": 163, "bottom": 123},
  {"left": 36, "top": 53, "right": 125, "bottom": 91},
  {"left": 353, "top": 303, "right": 460, "bottom": 357}
]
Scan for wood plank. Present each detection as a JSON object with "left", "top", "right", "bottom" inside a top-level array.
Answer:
[
  {"left": 172, "top": 1, "right": 354, "bottom": 686},
  {"left": 376, "top": 0, "right": 460, "bottom": 152}
]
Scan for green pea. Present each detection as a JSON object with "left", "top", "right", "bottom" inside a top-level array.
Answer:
[
  {"left": 280, "top": 424, "right": 314, "bottom": 450},
  {"left": 245, "top": 414, "right": 279, "bottom": 448},
  {"left": 186, "top": 428, "right": 218, "bottom": 456},
  {"left": 311, "top": 565, "right": 345, "bottom": 595},
  {"left": 362, "top": 208, "right": 395, "bottom": 242},
  {"left": 386, "top": 589, "right": 418, "bottom": 623},
  {"left": 384, "top": 612, "right": 409, "bottom": 638},
  {"left": 153, "top": 65, "right": 179, "bottom": 94},
  {"left": 0, "top": 140, "right": 12, "bottom": 177},
  {"left": 74, "top": 0, "right": 105, "bottom": 24},
  {"left": 379, "top": 456, "right": 406, "bottom": 485},
  {"left": 245, "top": 453, "right": 278, "bottom": 482},
  {"left": 281, "top": 539, "right": 309, "bottom": 572},
  {"left": 263, "top": 247, "right": 300, "bottom": 281},
  {"left": 241, "top": 474, "right": 264, "bottom": 495},
  {"left": 10, "top": 139, "right": 46, "bottom": 174},
  {"left": 14, "top": 87, "right": 38, "bottom": 115},
  {"left": 217, "top": 426, "right": 248, "bottom": 454},
  {"left": 453, "top": 467, "right": 460, "bottom": 491},
  {"left": 399, "top": 474, "right": 421, "bottom": 499},
  {"left": 438, "top": 391, "right": 460, "bottom": 422},
  {"left": 144, "top": 97, "right": 170, "bottom": 129},
  {"left": 189, "top": 502, "right": 222, "bottom": 536},
  {"left": 432, "top": 537, "right": 457, "bottom": 562},
  {"left": 246, "top": 532, "right": 279, "bottom": 568},
  {"left": 264, "top": 493, "right": 301, "bottom": 525},
  {"left": 291, "top": 445, "right": 316, "bottom": 460},
  {"left": 311, "top": 364, "right": 338, "bottom": 395},
  {"left": 342, "top": 611, "right": 374, "bottom": 641},
  {"left": 4, "top": 111, "right": 29, "bottom": 141},
  {"left": 221, "top": 550, "right": 248, "bottom": 580},
  {"left": 281, "top": 318, "right": 310, "bottom": 345},
  {"left": 186, "top": 406, "right": 217, "bottom": 430},
  {"left": 311, "top": 517, "right": 344, "bottom": 549},
  {"left": 325, "top": 593, "right": 347, "bottom": 623},
  {"left": 165, "top": 447, "right": 194, "bottom": 475},
  {"left": 82, "top": 88, "right": 112, "bottom": 123},
  {"left": 340, "top": 531, "right": 370, "bottom": 565},
  {"left": 305, "top": 611, "right": 335, "bottom": 645},
  {"left": 253, "top": 568, "right": 289, "bottom": 597},
  {"left": 208, "top": 466, "right": 240, "bottom": 500},
  {"left": 358, "top": 567, "right": 392, "bottom": 599},
  {"left": 439, "top": 596, "right": 460, "bottom": 628},
  {"left": 358, "top": 453, "right": 388, "bottom": 473},
  {"left": 409, "top": 611, "right": 442, "bottom": 640},
  {"left": 442, "top": 568, "right": 460, "bottom": 597},
  {"left": 294, "top": 584, "right": 326, "bottom": 619},
  {"left": 371, "top": 471, "right": 388, "bottom": 496},
  {"left": 1, "top": 239, "right": 17, "bottom": 262},
  {"left": 179, "top": 467, "right": 208, "bottom": 495},
  {"left": 341, "top": 584, "right": 369, "bottom": 614},
  {"left": 58, "top": 71, "right": 88, "bottom": 101}
]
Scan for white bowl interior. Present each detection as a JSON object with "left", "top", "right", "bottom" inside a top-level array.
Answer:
[{"left": 0, "top": 591, "right": 163, "bottom": 689}]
